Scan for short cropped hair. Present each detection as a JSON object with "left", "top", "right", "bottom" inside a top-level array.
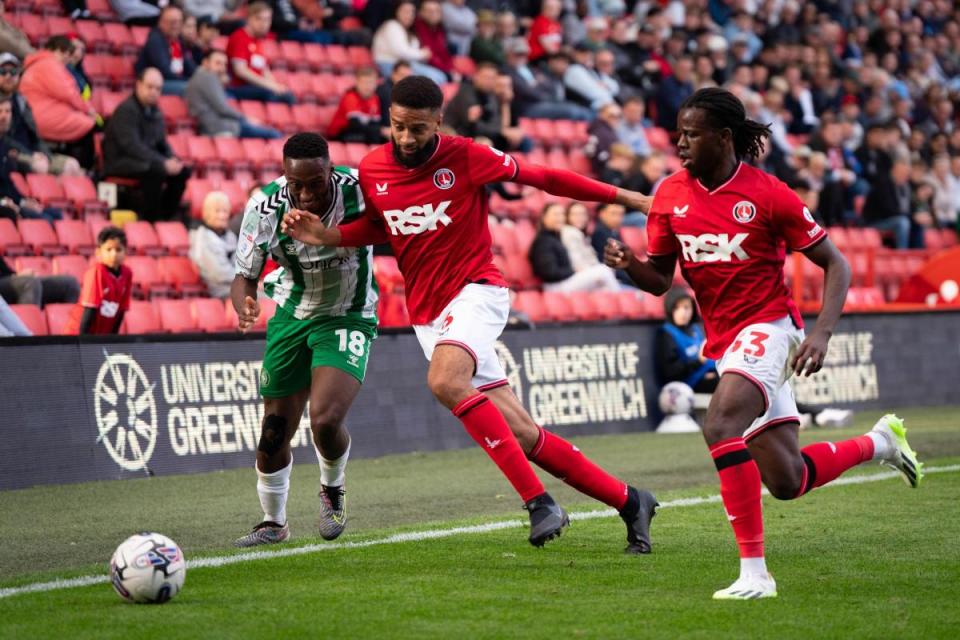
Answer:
[
  {"left": 391, "top": 76, "right": 443, "bottom": 111},
  {"left": 97, "top": 226, "right": 127, "bottom": 247},
  {"left": 283, "top": 132, "right": 330, "bottom": 160}
]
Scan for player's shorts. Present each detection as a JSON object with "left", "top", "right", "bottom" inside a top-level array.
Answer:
[
  {"left": 259, "top": 305, "right": 377, "bottom": 398},
  {"left": 413, "top": 283, "right": 510, "bottom": 391},
  {"left": 716, "top": 315, "right": 804, "bottom": 442}
]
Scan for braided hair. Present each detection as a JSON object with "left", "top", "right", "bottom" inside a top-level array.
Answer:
[{"left": 679, "top": 88, "right": 771, "bottom": 160}]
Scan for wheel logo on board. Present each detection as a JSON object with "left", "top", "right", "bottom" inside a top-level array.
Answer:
[
  {"left": 494, "top": 341, "right": 522, "bottom": 397},
  {"left": 93, "top": 351, "right": 158, "bottom": 472}
]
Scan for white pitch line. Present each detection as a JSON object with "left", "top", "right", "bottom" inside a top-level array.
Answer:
[{"left": 2, "top": 464, "right": 957, "bottom": 600}]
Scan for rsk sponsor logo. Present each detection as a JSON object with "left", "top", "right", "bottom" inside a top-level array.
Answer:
[
  {"left": 383, "top": 201, "right": 453, "bottom": 235},
  {"left": 677, "top": 233, "right": 750, "bottom": 262}
]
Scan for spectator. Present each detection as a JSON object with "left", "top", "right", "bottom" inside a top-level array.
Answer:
[
  {"left": 633, "top": 151, "right": 667, "bottom": 195},
  {"left": 377, "top": 61, "right": 412, "bottom": 130},
  {"left": 590, "top": 202, "right": 635, "bottom": 287},
  {"left": 442, "top": 0, "right": 477, "bottom": 57},
  {"left": 189, "top": 190, "right": 237, "bottom": 299},
  {"left": 372, "top": 0, "right": 447, "bottom": 85},
  {"left": 595, "top": 47, "right": 636, "bottom": 102},
  {"left": 469, "top": 10, "right": 503, "bottom": 66},
  {"left": 0, "top": 1, "right": 33, "bottom": 60},
  {"left": 186, "top": 49, "right": 282, "bottom": 139},
  {"left": 598, "top": 143, "right": 640, "bottom": 191},
  {"left": 655, "top": 56, "right": 694, "bottom": 132},
  {"left": 618, "top": 96, "right": 651, "bottom": 158},
  {"left": 529, "top": 202, "right": 619, "bottom": 293},
  {"left": 527, "top": 0, "right": 563, "bottom": 64},
  {"left": 655, "top": 287, "right": 717, "bottom": 392},
  {"left": 928, "top": 154, "right": 958, "bottom": 229},
  {"left": 863, "top": 154, "right": 915, "bottom": 249},
  {"left": 561, "top": 202, "right": 608, "bottom": 275},
  {"left": 564, "top": 42, "right": 615, "bottom": 110},
  {"left": 136, "top": 6, "right": 198, "bottom": 96},
  {"left": 64, "top": 226, "right": 132, "bottom": 335},
  {"left": 103, "top": 68, "right": 192, "bottom": 221},
  {"left": 181, "top": 14, "right": 205, "bottom": 63},
  {"left": 585, "top": 102, "right": 623, "bottom": 174},
  {"left": 445, "top": 63, "right": 525, "bottom": 151},
  {"left": 65, "top": 34, "right": 94, "bottom": 105},
  {"left": 503, "top": 42, "right": 591, "bottom": 121},
  {"left": 0, "top": 99, "right": 63, "bottom": 223},
  {"left": 109, "top": 0, "right": 160, "bottom": 26},
  {"left": 414, "top": 0, "right": 453, "bottom": 78},
  {"left": 19, "top": 36, "right": 98, "bottom": 167},
  {"left": 0, "top": 295, "right": 30, "bottom": 337},
  {"left": 226, "top": 2, "right": 295, "bottom": 104},
  {"left": 327, "top": 67, "right": 386, "bottom": 144},
  {"left": 267, "top": 0, "right": 332, "bottom": 44},
  {"left": 0, "top": 57, "right": 82, "bottom": 177},
  {"left": 184, "top": 0, "right": 242, "bottom": 25},
  {"left": 0, "top": 255, "right": 78, "bottom": 308}
]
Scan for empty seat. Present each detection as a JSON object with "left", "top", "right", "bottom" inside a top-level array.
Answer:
[
  {"left": 158, "top": 298, "right": 198, "bottom": 333},
  {"left": 620, "top": 226, "right": 648, "bottom": 256},
  {"left": 212, "top": 137, "right": 249, "bottom": 170},
  {"left": 541, "top": 291, "right": 578, "bottom": 322},
  {"left": 124, "top": 221, "right": 164, "bottom": 255},
  {"left": 565, "top": 291, "right": 603, "bottom": 322},
  {"left": 187, "top": 135, "right": 223, "bottom": 172},
  {"left": 373, "top": 255, "right": 404, "bottom": 293},
  {"left": 512, "top": 290, "right": 549, "bottom": 323},
  {"left": 616, "top": 290, "right": 646, "bottom": 320},
  {"left": 18, "top": 219, "right": 64, "bottom": 256},
  {"left": 102, "top": 22, "right": 136, "bottom": 54},
  {"left": 60, "top": 175, "right": 107, "bottom": 217},
  {"left": 123, "top": 300, "right": 162, "bottom": 334},
  {"left": 10, "top": 304, "right": 48, "bottom": 335},
  {"left": 253, "top": 296, "right": 277, "bottom": 330},
  {"left": 52, "top": 254, "right": 90, "bottom": 282},
  {"left": 0, "top": 218, "right": 29, "bottom": 255},
  {"left": 54, "top": 219, "right": 96, "bottom": 256},
  {"left": 193, "top": 297, "right": 230, "bottom": 332},
  {"left": 24, "top": 174, "right": 72, "bottom": 211},
  {"left": 124, "top": 255, "right": 171, "bottom": 298},
  {"left": 154, "top": 221, "right": 191, "bottom": 256},
  {"left": 159, "top": 95, "right": 193, "bottom": 130},
  {"left": 503, "top": 253, "right": 539, "bottom": 290},
  {"left": 589, "top": 291, "right": 622, "bottom": 321},
  {"left": 44, "top": 302, "right": 75, "bottom": 335},
  {"left": 158, "top": 256, "right": 205, "bottom": 296},
  {"left": 74, "top": 20, "right": 107, "bottom": 51}
]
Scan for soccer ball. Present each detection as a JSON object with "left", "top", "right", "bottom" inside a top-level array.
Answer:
[
  {"left": 658, "top": 381, "right": 695, "bottom": 415},
  {"left": 109, "top": 532, "right": 186, "bottom": 604}
]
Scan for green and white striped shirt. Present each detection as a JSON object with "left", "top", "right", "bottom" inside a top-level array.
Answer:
[{"left": 234, "top": 168, "right": 378, "bottom": 321}]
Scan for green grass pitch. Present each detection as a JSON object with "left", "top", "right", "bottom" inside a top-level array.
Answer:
[{"left": 1, "top": 406, "right": 959, "bottom": 638}]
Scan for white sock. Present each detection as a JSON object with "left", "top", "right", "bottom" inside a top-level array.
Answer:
[
  {"left": 740, "top": 556, "right": 768, "bottom": 578},
  {"left": 316, "top": 437, "right": 350, "bottom": 487},
  {"left": 256, "top": 458, "right": 292, "bottom": 525},
  {"left": 867, "top": 431, "right": 891, "bottom": 460}
]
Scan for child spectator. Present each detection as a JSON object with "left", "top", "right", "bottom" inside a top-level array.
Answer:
[
  {"left": 326, "top": 67, "right": 385, "bottom": 144},
  {"left": 189, "top": 191, "right": 237, "bottom": 299},
  {"left": 655, "top": 288, "right": 717, "bottom": 393},
  {"left": 65, "top": 227, "right": 133, "bottom": 335}
]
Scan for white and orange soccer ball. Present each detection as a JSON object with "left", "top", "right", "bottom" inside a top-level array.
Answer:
[{"left": 109, "top": 532, "right": 186, "bottom": 604}]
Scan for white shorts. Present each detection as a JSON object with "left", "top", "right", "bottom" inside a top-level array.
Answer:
[
  {"left": 413, "top": 283, "right": 510, "bottom": 391},
  {"left": 716, "top": 316, "right": 805, "bottom": 441}
]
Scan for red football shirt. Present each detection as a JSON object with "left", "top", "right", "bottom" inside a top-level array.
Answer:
[
  {"left": 227, "top": 28, "right": 268, "bottom": 87},
  {"left": 646, "top": 162, "right": 827, "bottom": 359},
  {"left": 527, "top": 16, "right": 563, "bottom": 61},
  {"left": 65, "top": 263, "right": 133, "bottom": 334},
  {"left": 358, "top": 135, "right": 516, "bottom": 324}
]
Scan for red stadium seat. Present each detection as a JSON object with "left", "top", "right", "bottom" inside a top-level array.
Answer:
[
  {"left": 376, "top": 292, "right": 410, "bottom": 328},
  {"left": 0, "top": 218, "right": 30, "bottom": 255},
  {"left": 125, "top": 255, "right": 171, "bottom": 298},
  {"left": 14, "top": 256, "right": 53, "bottom": 276},
  {"left": 24, "top": 174, "right": 72, "bottom": 212},
  {"left": 159, "top": 95, "right": 194, "bottom": 131},
  {"left": 18, "top": 219, "right": 64, "bottom": 256},
  {"left": 291, "top": 103, "right": 321, "bottom": 131},
  {"left": 924, "top": 228, "right": 944, "bottom": 251},
  {"left": 279, "top": 41, "right": 307, "bottom": 70},
  {"left": 503, "top": 253, "right": 539, "bottom": 289},
  {"left": 373, "top": 255, "right": 404, "bottom": 293},
  {"left": 104, "top": 56, "right": 136, "bottom": 90},
  {"left": 451, "top": 55, "right": 476, "bottom": 77},
  {"left": 154, "top": 221, "right": 191, "bottom": 256},
  {"left": 240, "top": 138, "right": 274, "bottom": 172},
  {"left": 60, "top": 175, "right": 108, "bottom": 217},
  {"left": 123, "top": 300, "right": 162, "bottom": 334},
  {"left": 158, "top": 256, "right": 206, "bottom": 296},
  {"left": 16, "top": 14, "right": 48, "bottom": 46},
  {"left": 616, "top": 290, "right": 645, "bottom": 320},
  {"left": 589, "top": 291, "right": 622, "bottom": 321},
  {"left": 11, "top": 303, "right": 48, "bottom": 335},
  {"left": 490, "top": 222, "right": 519, "bottom": 256},
  {"left": 193, "top": 297, "right": 231, "bottom": 332},
  {"left": 212, "top": 137, "right": 249, "bottom": 172},
  {"left": 324, "top": 45, "right": 349, "bottom": 72},
  {"left": 97, "top": 90, "right": 126, "bottom": 118},
  {"left": 158, "top": 298, "right": 198, "bottom": 333},
  {"left": 239, "top": 100, "right": 268, "bottom": 123},
  {"left": 265, "top": 102, "right": 296, "bottom": 133},
  {"left": 74, "top": 20, "right": 108, "bottom": 52},
  {"left": 942, "top": 229, "right": 958, "bottom": 248},
  {"left": 52, "top": 254, "right": 89, "bottom": 283},
  {"left": 130, "top": 26, "right": 149, "bottom": 48},
  {"left": 646, "top": 127, "right": 672, "bottom": 152},
  {"left": 512, "top": 219, "right": 537, "bottom": 255},
  {"left": 253, "top": 296, "right": 277, "bottom": 330},
  {"left": 44, "top": 303, "right": 75, "bottom": 335},
  {"left": 347, "top": 46, "right": 373, "bottom": 68},
  {"left": 54, "top": 219, "right": 96, "bottom": 256},
  {"left": 302, "top": 43, "right": 327, "bottom": 71},
  {"left": 512, "top": 290, "right": 549, "bottom": 323},
  {"left": 124, "top": 221, "right": 164, "bottom": 256},
  {"left": 565, "top": 291, "right": 603, "bottom": 321},
  {"left": 620, "top": 226, "right": 647, "bottom": 256},
  {"left": 102, "top": 22, "right": 137, "bottom": 55},
  {"left": 541, "top": 291, "right": 578, "bottom": 322},
  {"left": 187, "top": 135, "right": 223, "bottom": 173}
]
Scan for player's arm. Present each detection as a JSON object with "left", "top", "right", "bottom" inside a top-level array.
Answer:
[
  {"left": 281, "top": 209, "right": 389, "bottom": 247},
  {"left": 603, "top": 240, "right": 675, "bottom": 295},
  {"left": 791, "top": 237, "right": 851, "bottom": 377},
  {"left": 111, "top": 311, "right": 125, "bottom": 334},
  {"left": 232, "top": 197, "right": 272, "bottom": 332},
  {"left": 512, "top": 159, "right": 653, "bottom": 213}
]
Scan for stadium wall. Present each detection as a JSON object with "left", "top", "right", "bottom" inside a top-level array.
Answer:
[{"left": 1, "top": 311, "right": 958, "bottom": 490}]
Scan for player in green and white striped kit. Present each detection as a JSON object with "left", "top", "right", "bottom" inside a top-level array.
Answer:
[{"left": 231, "top": 133, "right": 378, "bottom": 547}]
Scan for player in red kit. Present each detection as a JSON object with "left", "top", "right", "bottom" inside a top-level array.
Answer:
[
  {"left": 65, "top": 226, "right": 132, "bottom": 335},
  {"left": 604, "top": 88, "right": 924, "bottom": 599},
  {"left": 283, "top": 75, "right": 659, "bottom": 550}
]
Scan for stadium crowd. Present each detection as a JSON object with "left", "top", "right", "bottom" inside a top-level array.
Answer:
[{"left": 0, "top": 0, "right": 959, "bottom": 338}]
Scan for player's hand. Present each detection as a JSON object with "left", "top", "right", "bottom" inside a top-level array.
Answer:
[
  {"left": 791, "top": 330, "right": 830, "bottom": 377},
  {"left": 237, "top": 295, "right": 260, "bottom": 333},
  {"left": 604, "top": 238, "right": 633, "bottom": 270},
  {"left": 615, "top": 189, "right": 653, "bottom": 214},
  {"left": 281, "top": 208, "right": 329, "bottom": 245}
]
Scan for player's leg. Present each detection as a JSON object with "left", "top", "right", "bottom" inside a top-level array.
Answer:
[
  {"left": 702, "top": 373, "right": 775, "bottom": 599},
  {"left": 305, "top": 318, "right": 377, "bottom": 540},
  {"left": 486, "top": 385, "right": 659, "bottom": 554}
]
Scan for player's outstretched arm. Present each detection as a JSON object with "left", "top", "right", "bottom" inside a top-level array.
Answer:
[
  {"left": 603, "top": 238, "right": 675, "bottom": 295},
  {"left": 791, "top": 237, "right": 851, "bottom": 377},
  {"left": 513, "top": 161, "right": 652, "bottom": 213},
  {"left": 230, "top": 274, "right": 261, "bottom": 333}
]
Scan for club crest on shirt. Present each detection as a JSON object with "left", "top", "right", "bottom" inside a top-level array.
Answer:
[
  {"left": 803, "top": 206, "right": 815, "bottom": 223},
  {"left": 732, "top": 200, "right": 757, "bottom": 224},
  {"left": 433, "top": 168, "right": 455, "bottom": 190}
]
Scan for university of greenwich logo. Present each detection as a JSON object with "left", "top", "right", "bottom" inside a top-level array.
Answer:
[
  {"left": 93, "top": 351, "right": 158, "bottom": 472},
  {"left": 494, "top": 341, "right": 522, "bottom": 397}
]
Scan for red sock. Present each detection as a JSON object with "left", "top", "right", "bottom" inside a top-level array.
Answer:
[
  {"left": 796, "top": 436, "right": 874, "bottom": 496},
  {"left": 528, "top": 427, "right": 628, "bottom": 509},
  {"left": 453, "top": 394, "right": 545, "bottom": 503},
  {"left": 710, "top": 437, "right": 764, "bottom": 558}
]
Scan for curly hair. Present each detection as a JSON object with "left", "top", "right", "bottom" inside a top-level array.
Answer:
[{"left": 680, "top": 87, "right": 772, "bottom": 160}]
